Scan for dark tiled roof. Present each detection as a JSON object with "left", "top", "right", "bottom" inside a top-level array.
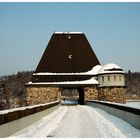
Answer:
[{"left": 32, "top": 32, "right": 100, "bottom": 82}]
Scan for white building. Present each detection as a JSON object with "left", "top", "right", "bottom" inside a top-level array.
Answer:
[{"left": 92, "top": 63, "right": 125, "bottom": 87}]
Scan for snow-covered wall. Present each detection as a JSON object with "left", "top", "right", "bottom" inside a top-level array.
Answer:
[
  {"left": 0, "top": 101, "right": 60, "bottom": 137},
  {"left": 86, "top": 100, "right": 140, "bottom": 130}
]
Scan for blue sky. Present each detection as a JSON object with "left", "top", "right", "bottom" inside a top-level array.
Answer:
[{"left": 0, "top": 2, "right": 140, "bottom": 76}]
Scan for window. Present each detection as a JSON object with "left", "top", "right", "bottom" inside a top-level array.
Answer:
[
  {"left": 108, "top": 76, "right": 110, "bottom": 81},
  {"left": 114, "top": 76, "right": 116, "bottom": 81},
  {"left": 119, "top": 76, "right": 121, "bottom": 81},
  {"left": 102, "top": 76, "right": 104, "bottom": 83}
]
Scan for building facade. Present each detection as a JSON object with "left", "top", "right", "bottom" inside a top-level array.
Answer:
[{"left": 26, "top": 32, "right": 126, "bottom": 105}]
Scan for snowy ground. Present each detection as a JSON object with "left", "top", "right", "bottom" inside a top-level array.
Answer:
[
  {"left": 126, "top": 101, "right": 140, "bottom": 109},
  {"left": 11, "top": 105, "right": 140, "bottom": 138},
  {"left": 61, "top": 100, "right": 78, "bottom": 105}
]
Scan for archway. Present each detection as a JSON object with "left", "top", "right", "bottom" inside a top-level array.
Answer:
[
  {"left": 61, "top": 87, "right": 85, "bottom": 105},
  {"left": 77, "top": 88, "right": 85, "bottom": 105}
]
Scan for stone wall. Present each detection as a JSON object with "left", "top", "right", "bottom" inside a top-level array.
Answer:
[
  {"left": 98, "top": 87, "right": 126, "bottom": 103},
  {"left": 84, "top": 86, "right": 126, "bottom": 103},
  {"left": 26, "top": 86, "right": 126, "bottom": 105},
  {"left": 26, "top": 86, "right": 60, "bottom": 105},
  {"left": 84, "top": 86, "right": 98, "bottom": 101}
]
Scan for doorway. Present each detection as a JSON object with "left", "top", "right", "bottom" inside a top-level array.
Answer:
[{"left": 61, "top": 88, "right": 85, "bottom": 105}]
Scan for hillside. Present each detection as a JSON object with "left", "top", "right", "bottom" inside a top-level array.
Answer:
[{"left": 0, "top": 71, "right": 140, "bottom": 110}]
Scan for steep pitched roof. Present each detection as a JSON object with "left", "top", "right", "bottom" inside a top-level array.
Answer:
[
  {"left": 35, "top": 32, "right": 100, "bottom": 73},
  {"left": 31, "top": 32, "right": 100, "bottom": 83}
]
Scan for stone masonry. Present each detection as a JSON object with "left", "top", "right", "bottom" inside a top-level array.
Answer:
[
  {"left": 98, "top": 87, "right": 126, "bottom": 103},
  {"left": 26, "top": 86, "right": 126, "bottom": 105},
  {"left": 84, "top": 86, "right": 126, "bottom": 103},
  {"left": 26, "top": 86, "right": 61, "bottom": 106},
  {"left": 84, "top": 86, "right": 98, "bottom": 101}
]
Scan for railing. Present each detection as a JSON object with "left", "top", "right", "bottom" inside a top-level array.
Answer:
[
  {"left": 86, "top": 100, "right": 140, "bottom": 130},
  {"left": 0, "top": 101, "right": 60, "bottom": 137}
]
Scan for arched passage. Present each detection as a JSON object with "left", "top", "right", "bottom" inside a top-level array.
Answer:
[
  {"left": 61, "top": 87, "right": 85, "bottom": 105},
  {"left": 77, "top": 88, "right": 85, "bottom": 105}
]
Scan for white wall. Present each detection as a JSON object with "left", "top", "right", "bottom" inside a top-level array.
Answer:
[{"left": 98, "top": 74, "right": 125, "bottom": 87}]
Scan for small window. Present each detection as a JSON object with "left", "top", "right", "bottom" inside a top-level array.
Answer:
[
  {"left": 114, "top": 76, "right": 116, "bottom": 81},
  {"left": 119, "top": 76, "right": 121, "bottom": 81},
  {"left": 102, "top": 76, "right": 104, "bottom": 83},
  {"left": 108, "top": 76, "right": 110, "bottom": 81}
]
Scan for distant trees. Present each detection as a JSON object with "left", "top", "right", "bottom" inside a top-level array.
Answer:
[
  {"left": 0, "top": 70, "right": 140, "bottom": 110},
  {"left": 128, "top": 70, "right": 131, "bottom": 75},
  {"left": 125, "top": 72, "right": 140, "bottom": 100},
  {"left": 0, "top": 71, "right": 34, "bottom": 110}
]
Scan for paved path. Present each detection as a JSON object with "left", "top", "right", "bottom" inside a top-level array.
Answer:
[
  {"left": 46, "top": 105, "right": 125, "bottom": 138},
  {"left": 12, "top": 105, "right": 140, "bottom": 138}
]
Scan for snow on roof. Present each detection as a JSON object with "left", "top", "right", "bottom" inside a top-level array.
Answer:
[
  {"left": 98, "top": 63, "right": 125, "bottom": 75},
  {"left": 88, "top": 65, "right": 102, "bottom": 75},
  {"left": 54, "top": 32, "right": 83, "bottom": 34},
  {"left": 33, "top": 65, "right": 102, "bottom": 76},
  {"left": 33, "top": 63, "right": 124, "bottom": 76},
  {"left": 33, "top": 72, "right": 82, "bottom": 76},
  {"left": 27, "top": 77, "right": 99, "bottom": 85}
]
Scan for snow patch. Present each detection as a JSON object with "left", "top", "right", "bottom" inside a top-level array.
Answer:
[
  {"left": 33, "top": 65, "right": 102, "bottom": 76},
  {"left": 98, "top": 63, "right": 125, "bottom": 74},
  {"left": 91, "top": 100, "right": 140, "bottom": 110},
  {"left": 11, "top": 106, "right": 140, "bottom": 138},
  {"left": 54, "top": 32, "right": 83, "bottom": 34},
  {"left": 27, "top": 77, "right": 99, "bottom": 85},
  {"left": 126, "top": 101, "right": 140, "bottom": 109},
  {"left": 11, "top": 106, "right": 68, "bottom": 138},
  {"left": 0, "top": 101, "right": 59, "bottom": 115},
  {"left": 92, "top": 106, "right": 140, "bottom": 137}
]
